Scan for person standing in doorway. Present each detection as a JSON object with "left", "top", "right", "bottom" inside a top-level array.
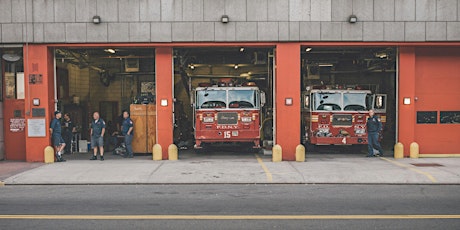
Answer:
[
  {"left": 90, "top": 112, "right": 106, "bottom": 161},
  {"left": 62, "top": 113, "right": 76, "bottom": 154},
  {"left": 366, "top": 109, "right": 384, "bottom": 157},
  {"left": 121, "top": 110, "right": 134, "bottom": 158},
  {"left": 50, "top": 111, "right": 66, "bottom": 162}
]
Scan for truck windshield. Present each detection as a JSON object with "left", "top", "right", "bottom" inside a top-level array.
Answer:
[
  {"left": 314, "top": 93, "right": 342, "bottom": 111},
  {"left": 343, "top": 93, "right": 367, "bottom": 111},
  {"left": 228, "top": 90, "right": 257, "bottom": 108},
  {"left": 196, "top": 90, "right": 227, "bottom": 109}
]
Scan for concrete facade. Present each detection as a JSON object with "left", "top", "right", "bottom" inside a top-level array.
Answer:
[{"left": 0, "top": 0, "right": 459, "bottom": 43}]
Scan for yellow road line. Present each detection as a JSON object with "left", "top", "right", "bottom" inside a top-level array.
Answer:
[
  {"left": 255, "top": 154, "right": 273, "bottom": 182},
  {"left": 380, "top": 157, "right": 437, "bottom": 183},
  {"left": 0, "top": 214, "right": 459, "bottom": 220}
]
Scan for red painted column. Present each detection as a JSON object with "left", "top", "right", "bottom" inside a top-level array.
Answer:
[
  {"left": 398, "top": 47, "right": 416, "bottom": 156},
  {"left": 23, "top": 45, "right": 55, "bottom": 162},
  {"left": 275, "top": 43, "right": 301, "bottom": 161},
  {"left": 155, "top": 47, "right": 174, "bottom": 159}
]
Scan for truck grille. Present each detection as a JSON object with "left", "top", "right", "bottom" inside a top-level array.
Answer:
[
  {"left": 217, "top": 112, "right": 238, "bottom": 125},
  {"left": 332, "top": 114, "right": 353, "bottom": 126}
]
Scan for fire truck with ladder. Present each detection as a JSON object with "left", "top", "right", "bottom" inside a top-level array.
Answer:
[
  {"left": 192, "top": 79, "right": 265, "bottom": 151},
  {"left": 301, "top": 85, "right": 387, "bottom": 148}
]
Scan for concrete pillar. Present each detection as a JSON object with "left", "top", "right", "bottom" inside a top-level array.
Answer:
[
  {"left": 44, "top": 146, "right": 54, "bottom": 163},
  {"left": 272, "top": 144, "right": 282, "bottom": 162},
  {"left": 153, "top": 144, "right": 162, "bottom": 161},
  {"left": 394, "top": 142, "right": 404, "bottom": 159},
  {"left": 410, "top": 142, "right": 419, "bottom": 158},
  {"left": 168, "top": 144, "right": 178, "bottom": 160},
  {"left": 295, "top": 144, "right": 305, "bottom": 162}
]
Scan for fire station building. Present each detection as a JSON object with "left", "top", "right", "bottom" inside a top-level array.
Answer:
[{"left": 0, "top": 0, "right": 459, "bottom": 162}]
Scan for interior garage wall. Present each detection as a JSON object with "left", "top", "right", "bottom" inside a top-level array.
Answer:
[
  {"left": 0, "top": 0, "right": 460, "bottom": 43},
  {"left": 414, "top": 47, "right": 460, "bottom": 154},
  {"left": 67, "top": 64, "right": 90, "bottom": 103}
]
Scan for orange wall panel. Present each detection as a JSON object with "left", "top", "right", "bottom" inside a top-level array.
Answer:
[
  {"left": 155, "top": 47, "right": 174, "bottom": 159},
  {"left": 24, "top": 45, "right": 55, "bottom": 162},
  {"left": 398, "top": 47, "right": 416, "bottom": 156},
  {"left": 275, "top": 44, "right": 301, "bottom": 160}
]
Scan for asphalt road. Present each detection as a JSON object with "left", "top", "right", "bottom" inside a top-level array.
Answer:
[{"left": 1, "top": 184, "right": 459, "bottom": 229}]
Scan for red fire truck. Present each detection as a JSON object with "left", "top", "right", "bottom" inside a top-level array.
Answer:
[
  {"left": 301, "top": 86, "right": 387, "bottom": 147},
  {"left": 192, "top": 81, "right": 265, "bottom": 150}
]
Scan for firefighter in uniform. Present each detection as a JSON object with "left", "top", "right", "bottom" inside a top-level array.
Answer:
[
  {"left": 121, "top": 110, "right": 134, "bottom": 158},
  {"left": 90, "top": 112, "right": 106, "bottom": 161},
  {"left": 366, "top": 109, "right": 384, "bottom": 157},
  {"left": 50, "top": 111, "right": 66, "bottom": 162}
]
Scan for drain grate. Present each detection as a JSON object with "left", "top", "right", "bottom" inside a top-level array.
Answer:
[{"left": 411, "top": 163, "right": 444, "bottom": 167}]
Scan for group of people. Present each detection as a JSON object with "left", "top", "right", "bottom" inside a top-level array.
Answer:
[
  {"left": 50, "top": 108, "right": 384, "bottom": 162},
  {"left": 49, "top": 110, "right": 134, "bottom": 162}
]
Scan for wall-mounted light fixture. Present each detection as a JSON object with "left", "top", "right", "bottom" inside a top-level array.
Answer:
[
  {"left": 32, "top": 98, "right": 40, "bottom": 106},
  {"left": 239, "top": 47, "right": 245, "bottom": 52},
  {"left": 348, "top": 15, "right": 357, "bottom": 23},
  {"left": 305, "top": 47, "right": 312, "bottom": 52},
  {"left": 189, "top": 64, "right": 195, "bottom": 70},
  {"left": 403, "top": 97, "right": 411, "bottom": 105},
  {"left": 92, "top": 15, "right": 101, "bottom": 24},
  {"left": 234, "top": 64, "right": 238, "bottom": 69},
  {"left": 221, "top": 15, "right": 229, "bottom": 23},
  {"left": 160, "top": 99, "right": 168, "bottom": 107},
  {"left": 285, "top": 98, "right": 293, "bottom": 106}
]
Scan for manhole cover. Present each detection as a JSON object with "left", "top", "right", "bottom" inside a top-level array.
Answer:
[{"left": 411, "top": 163, "right": 443, "bottom": 167}]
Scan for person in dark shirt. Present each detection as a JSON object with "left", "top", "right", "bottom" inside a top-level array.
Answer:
[
  {"left": 90, "top": 112, "right": 106, "bottom": 161},
  {"left": 49, "top": 111, "right": 66, "bottom": 162},
  {"left": 366, "top": 109, "right": 384, "bottom": 157},
  {"left": 121, "top": 110, "right": 134, "bottom": 158},
  {"left": 62, "top": 113, "right": 76, "bottom": 154}
]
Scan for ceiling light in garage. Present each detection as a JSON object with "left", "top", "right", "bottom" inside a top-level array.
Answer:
[
  {"left": 239, "top": 47, "right": 245, "bottom": 52},
  {"left": 104, "top": 49, "right": 116, "bottom": 54},
  {"left": 234, "top": 64, "right": 239, "bottom": 69},
  {"left": 189, "top": 64, "right": 195, "bottom": 70}
]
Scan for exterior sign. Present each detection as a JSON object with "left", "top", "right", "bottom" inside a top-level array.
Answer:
[
  {"left": 10, "top": 118, "right": 26, "bottom": 132},
  {"left": 27, "top": 119, "right": 46, "bottom": 137}
]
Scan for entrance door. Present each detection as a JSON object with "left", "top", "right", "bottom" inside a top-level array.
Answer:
[
  {"left": 3, "top": 69, "right": 26, "bottom": 160},
  {"left": 414, "top": 48, "right": 460, "bottom": 154}
]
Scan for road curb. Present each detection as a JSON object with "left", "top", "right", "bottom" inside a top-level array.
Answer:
[{"left": 3, "top": 182, "right": 460, "bottom": 186}]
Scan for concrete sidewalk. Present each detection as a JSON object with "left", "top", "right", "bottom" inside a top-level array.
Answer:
[{"left": 2, "top": 151, "right": 460, "bottom": 185}]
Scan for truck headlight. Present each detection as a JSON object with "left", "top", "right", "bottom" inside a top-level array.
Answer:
[
  {"left": 241, "top": 117, "right": 252, "bottom": 123},
  {"left": 203, "top": 117, "right": 214, "bottom": 123}
]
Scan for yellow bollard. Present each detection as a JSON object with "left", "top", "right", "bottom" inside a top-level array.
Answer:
[
  {"left": 152, "top": 144, "right": 162, "bottom": 161},
  {"left": 410, "top": 142, "right": 419, "bottom": 159},
  {"left": 168, "top": 144, "right": 178, "bottom": 161},
  {"left": 295, "top": 144, "right": 305, "bottom": 162},
  {"left": 272, "top": 144, "right": 282, "bottom": 162},
  {"left": 44, "top": 146, "right": 55, "bottom": 163},
  {"left": 394, "top": 142, "right": 404, "bottom": 159}
]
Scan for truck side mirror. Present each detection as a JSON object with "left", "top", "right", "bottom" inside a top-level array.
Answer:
[{"left": 260, "top": 91, "right": 266, "bottom": 107}]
